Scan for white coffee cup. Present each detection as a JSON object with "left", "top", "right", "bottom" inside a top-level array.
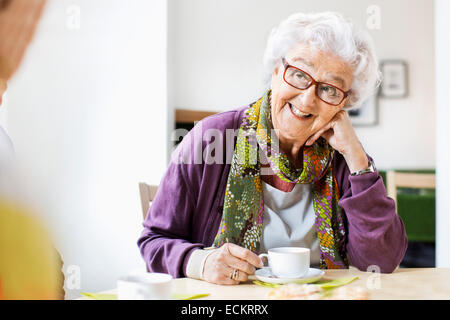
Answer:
[
  {"left": 258, "top": 247, "right": 310, "bottom": 278},
  {"left": 117, "top": 272, "right": 172, "bottom": 300}
]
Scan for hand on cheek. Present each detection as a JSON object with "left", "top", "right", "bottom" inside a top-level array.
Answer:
[{"left": 305, "top": 110, "right": 369, "bottom": 172}]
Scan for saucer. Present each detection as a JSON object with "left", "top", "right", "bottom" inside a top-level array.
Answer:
[{"left": 250, "top": 267, "right": 325, "bottom": 284}]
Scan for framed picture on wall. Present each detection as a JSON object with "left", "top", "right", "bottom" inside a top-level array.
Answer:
[
  {"left": 348, "top": 92, "right": 378, "bottom": 126},
  {"left": 380, "top": 60, "right": 408, "bottom": 98}
]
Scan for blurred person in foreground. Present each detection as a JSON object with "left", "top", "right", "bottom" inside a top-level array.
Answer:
[
  {"left": 0, "top": 0, "right": 64, "bottom": 299},
  {"left": 138, "top": 12, "right": 408, "bottom": 284}
]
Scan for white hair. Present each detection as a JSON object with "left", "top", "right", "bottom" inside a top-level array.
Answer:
[{"left": 263, "top": 11, "right": 382, "bottom": 109}]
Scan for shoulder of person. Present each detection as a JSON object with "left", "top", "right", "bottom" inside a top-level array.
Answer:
[
  {"left": 0, "top": 199, "right": 64, "bottom": 299},
  {"left": 170, "top": 106, "right": 249, "bottom": 162},
  {"left": 195, "top": 105, "right": 249, "bottom": 132}
]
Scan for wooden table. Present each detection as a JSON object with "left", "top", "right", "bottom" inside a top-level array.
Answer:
[{"left": 78, "top": 268, "right": 450, "bottom": 300}]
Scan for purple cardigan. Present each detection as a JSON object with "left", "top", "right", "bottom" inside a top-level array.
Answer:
[{"left": 138, "top": 106, "right": 408, "bottom": 277}]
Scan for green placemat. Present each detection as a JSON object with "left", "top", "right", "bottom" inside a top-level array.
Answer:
[
  {"left": 253, "top": 276, "right": 358, "bottom": 289},
  {"left": 80, "top": 292, "right": 118, "bottom": 300},
  {"left": 80, "top": 292, "right": 210, "bottom": 300},
  {"left": 171, "top": 293, "right": 210, "bottom": 300}
]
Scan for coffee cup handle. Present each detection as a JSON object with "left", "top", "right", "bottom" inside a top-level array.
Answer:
[{"left": 258, "top": 253, "right": 269, "bottom": 268}]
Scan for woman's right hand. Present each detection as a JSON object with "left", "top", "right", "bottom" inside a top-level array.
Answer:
[{"left": 202, "top": 243, "right": 264, "bottom": 285}]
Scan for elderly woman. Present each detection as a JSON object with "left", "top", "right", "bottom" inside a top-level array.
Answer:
[{"left": 138, "top": 11, "right": 407, "bottom": 285}]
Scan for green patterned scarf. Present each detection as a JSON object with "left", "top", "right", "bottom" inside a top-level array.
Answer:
[{"left": 212, "top": 90, "right": 349, "bottom": 269}]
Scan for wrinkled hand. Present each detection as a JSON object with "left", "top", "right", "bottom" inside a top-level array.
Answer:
[
  {"left": 305, "top": 110, "right": 369, "bottom": 172},
  {"left": 203, "top": 243, "right": 264, "bottom": 285}
]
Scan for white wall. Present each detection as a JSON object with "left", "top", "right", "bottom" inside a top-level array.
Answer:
[
  {"left": 168, "top": 0, "right": 435, "bottom": 170},
  {"left": 435, "top": 0, "right": 450, "bottom": 268},
  {"left": 4, "top": 0, "right": 168, "bottom": 298}
]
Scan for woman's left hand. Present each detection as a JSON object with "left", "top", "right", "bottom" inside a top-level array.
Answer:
[{"left": 305, "top": 110, "right": 369, "bottom": 173}]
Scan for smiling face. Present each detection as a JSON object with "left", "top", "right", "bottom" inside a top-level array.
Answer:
[{"left": 270, "top": 43, "right": 354, "bottom": 149}]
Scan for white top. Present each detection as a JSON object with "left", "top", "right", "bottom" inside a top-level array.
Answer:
[
  {"left": 260, "top": 181, "right": 321, "bottom": 267},
  {"left": 0, "top": 125, "right": 13, "bottom": 166},
  {"left": 0, "top": 125, "right": 18, "bottom": 196},
  {"left": 186, "top": 180, "right": 322, "bottom": 279}
]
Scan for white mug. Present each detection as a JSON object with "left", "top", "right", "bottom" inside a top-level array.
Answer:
[
  {"left": 259, "top": 247, "right": 310, "bottom": 278},
  {"left": 117, "top": 272, "right": 172, "bottom": 300}
]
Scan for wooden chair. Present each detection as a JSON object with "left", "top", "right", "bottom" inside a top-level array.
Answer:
[
  {"left": 386, "top": 171, "right": 436, "bottom": 206},
  {"left": 386, "top": 171, "right": 436, "bottom": 268},
  {"left": 138, "top": 182, "right": 158, "bottom": 220}
]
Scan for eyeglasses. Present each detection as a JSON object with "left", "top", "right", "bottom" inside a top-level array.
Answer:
[{"left": 282, "top": 58, "right": 351, "bottom": 106}]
